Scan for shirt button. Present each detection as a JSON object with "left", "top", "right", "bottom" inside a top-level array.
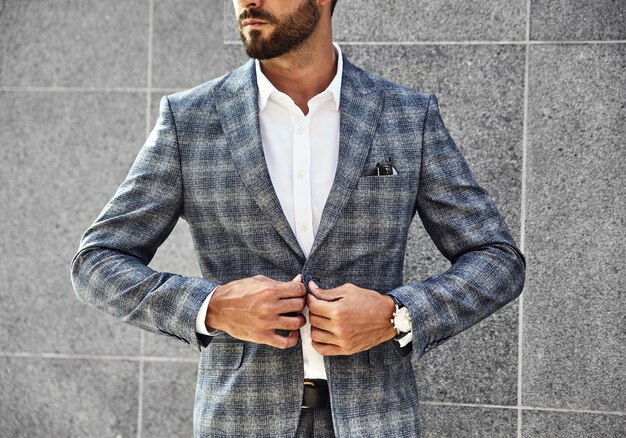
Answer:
[
  {"left": 297, "top": 170, "right": 306, "bottom": 179},
  {"left": 300, "top": 224, "right": 308, "bottom": 232},
  {"left": 297, "top": 127, "right": 305, "bottom": 135}
]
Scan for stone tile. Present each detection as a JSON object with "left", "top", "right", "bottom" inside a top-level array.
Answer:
[
  {"left": 142, "top": 360, "right": 198, "bottom": 438},
  {"left": 224, "top": 43, "right": 251, "bottom": 72},
  {"left": 222, "top": 0, "right": 527, "bottom": 42},
  {"left": 0, "top": 356, "right": 138, "bottom": 437},
  {"left": 523, "top": 44, "right": 626, "bottom": 411},
  {"left": 0, "top": 255, "right": 141, "bottom": 356},
  {"left": 522, "top": 410, "right": 626, "bottom": 438},
  {"left": 420, "top": 404, "right": 517, "bottom": 438},
  {"left": 414, "top": 302, "right": 520, "bottom": 406},
  {"left": 152, "top": 0, "right": 225, "bottom": 89},
  {"left": 0, "top": 0, "right": 149, "bottom": 87},
  {"left": 0, "top": 91, "right": 146, "bottom": 256},
  {"left": 0, "top": 91, "right": 147, "bottom": 354},
  {"left": 333, "top": 0, "right": 527, "bottom": 42},
  {"left": 223, "top": 0, "right": 240, "bottom": 42},
  {"left": 530, "top": 0, "right": 626, "bottom": 41}
]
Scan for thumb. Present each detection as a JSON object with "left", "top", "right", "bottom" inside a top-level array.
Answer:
[
  {"left": 308, "top": 281, "right": 342, "bottom": 302},
  {"left": 291, "top": 274, "right": 302, "bottom": 282}
]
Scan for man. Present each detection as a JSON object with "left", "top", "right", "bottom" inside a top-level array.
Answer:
[{"left": 71, "top": 0, "right": 525, "bottom": 436}]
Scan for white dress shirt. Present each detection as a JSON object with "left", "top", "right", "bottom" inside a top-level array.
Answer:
[{"left": 195, "top": 43, "right": 344, "bottom": 380}]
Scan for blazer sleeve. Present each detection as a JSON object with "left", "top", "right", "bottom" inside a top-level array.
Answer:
[
  {"left": 70, "top": 95, "right": 219, "bottom": 352},
  {"left": 388, "top": 93, "right": 526, "bottom": 360}
]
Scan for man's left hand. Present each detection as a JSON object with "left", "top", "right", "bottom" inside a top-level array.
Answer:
[{"left": 306, "top": 281, "right": 397, "bottom": 356}]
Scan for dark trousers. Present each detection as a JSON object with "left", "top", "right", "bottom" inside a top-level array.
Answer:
[{"left": 295, "top": 408, "right": 335, "bottom": 437}]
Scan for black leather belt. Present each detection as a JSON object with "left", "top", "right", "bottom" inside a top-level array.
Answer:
[{"left": 302, "top": 379, "right": 330, "bottom": 409}]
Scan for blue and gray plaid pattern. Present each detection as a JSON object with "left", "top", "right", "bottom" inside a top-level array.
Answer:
[{"left": 71, "top": 55, "right": 525, "bottom": 437}]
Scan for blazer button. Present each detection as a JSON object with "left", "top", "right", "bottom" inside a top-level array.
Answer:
[{"left": 303, "top": 273, "right": 320, "bottom": 294}]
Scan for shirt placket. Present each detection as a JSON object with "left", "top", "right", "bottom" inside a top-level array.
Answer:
[{"left": 291, "top": 112, "right": 314, "bottom": 258}]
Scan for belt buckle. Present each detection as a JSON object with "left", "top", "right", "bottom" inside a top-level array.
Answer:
[{"left": 302, "top": 380, "right": 315, "bottom": 409}]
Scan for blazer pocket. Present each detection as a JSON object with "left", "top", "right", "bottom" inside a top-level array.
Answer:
[
  {"left": 368, "top": 339, "right": 412, "bottom": 366},
  {"left": 348, "top": 172, "right": 419, "bottom": 242},
  {"left": 199, "top": 342, "right": 245, "bottom": 370},
  {"left": 356, "top": 171, "right": 418, "bottom": 190}
]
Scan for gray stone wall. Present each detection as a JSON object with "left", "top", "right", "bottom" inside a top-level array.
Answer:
[{"left": 0, "top": 0, "right": 623, "bottom": 436}]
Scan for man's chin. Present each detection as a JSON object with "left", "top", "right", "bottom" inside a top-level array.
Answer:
[
  {"left": 245, "top": 49, "right": 278, "bottom": 60},
  {"left": 241, "top": 32, "right": 269, "bottom": 58},
  {"left": 241, "top": 27, "right": 268, "bottom": 44},
  {"left": 243, "top": 41, "right": 281, "bottom": 60}
]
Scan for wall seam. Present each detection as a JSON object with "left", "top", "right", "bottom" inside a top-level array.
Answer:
[
  {"left": 420, "top": 401, "right": 626, "bottom": 416},
  {"left": 0, "top": 352, "right": 198, "bottom": 362},
  {"left": 0, "top": 86, "right": 149, "bottom": 92},
  {"left": 137, "top": 344, "right": 144, "bottom": 438},
  {"left": 0, "top": 86, "right": 184, "bottom": 93},
  {"left": 518, "top": 0, "right": 532, "bottom": 436},
  {"left": 224, "top": 39, "right": 626, "bottom": 46},
  {"left": 137, "top": 1, "right": 154, "bottom": 437}
]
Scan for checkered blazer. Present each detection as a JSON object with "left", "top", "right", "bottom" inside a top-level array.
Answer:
[{"left": 71, "top": 55, "right": 525, "bottom": 437}]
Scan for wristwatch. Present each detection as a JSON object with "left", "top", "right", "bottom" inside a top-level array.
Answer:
[{"left": 390, "top": 296, "right": 412, "bottom": 334}]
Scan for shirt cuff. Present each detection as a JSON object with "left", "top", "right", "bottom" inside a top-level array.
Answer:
[
  {"left": 396, "top": 331, "right": 413, "bottom": 348},
  {"left": 195, "top": 285, "right": 221, "bottom": 336}
]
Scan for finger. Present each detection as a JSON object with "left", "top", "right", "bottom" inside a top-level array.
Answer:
[
  {"left": 310, "top": 327, "right": 338, "bottom": 345},
  {"left": 306, "top": 293, "right": 335, "bottom": 318},
  {"left": 273, "top": 281, "right": 307, "bottom": 298},
  {"left": 268, "top": 330, "right": 299, "bottom": 349},
  {"left": 253, "top": 275, "right": 301, "bottom": 288},
  {"left": 312, "top": 340, "right": 341, "bottom": 356},
  {"left": 277, "top": 297, "right": 306, "bottom": 314},
  {"left": 307, "top": 280, "right": 320, "bottom": 294},
  {"left": 276, "top": 314, "right": 306, "bottom": 331},
  {"left": 308, "top": 281, "right": 343, "bottom": 302},
  {"left": 308, "top": 312, "right": 332, "bottom": 331}
]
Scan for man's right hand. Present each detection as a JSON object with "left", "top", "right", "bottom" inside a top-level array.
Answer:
[{"left": 205, "top": 274, "right": 307, "bottom": 349}]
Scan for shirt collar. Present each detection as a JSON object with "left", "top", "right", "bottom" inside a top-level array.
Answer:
[{"left": 255, "top": 42, "right": 343, "bottom": 112}]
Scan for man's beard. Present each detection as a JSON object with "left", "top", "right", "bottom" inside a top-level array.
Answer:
[{"left": 238, "top": 0, "right": 321, "bottom": 60}]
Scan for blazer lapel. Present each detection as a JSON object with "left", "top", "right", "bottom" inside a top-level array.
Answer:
[
  {"left": 309, "top": 57, "right": 385, "bottom": 258},
  {"left": 216, "top": 61, "right": 305, "bottom": 260}
]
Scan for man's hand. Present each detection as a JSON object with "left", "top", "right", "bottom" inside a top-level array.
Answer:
[
  {"left": 306, "top": 281, "right": 397, "bottom": 356},
  {"left": 205, "top": 274, "right": 307, "bottom": 349}
]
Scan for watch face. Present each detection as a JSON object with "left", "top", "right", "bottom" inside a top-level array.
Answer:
[{"left": 396, "top": 308, "right": 412, "bottom": 333}]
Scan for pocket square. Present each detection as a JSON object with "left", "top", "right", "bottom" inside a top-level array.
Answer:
[{"left": 371, "top": 158, "right": 398, "bottom": 176}]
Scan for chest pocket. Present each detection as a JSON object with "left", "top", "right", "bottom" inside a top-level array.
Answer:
[{"left": 346, "top": 172, "right": 419, "bottom": 239}]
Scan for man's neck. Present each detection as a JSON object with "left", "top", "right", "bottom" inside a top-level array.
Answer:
[{"left": 258, "top": 37, "right": 337, "bottom": 115}]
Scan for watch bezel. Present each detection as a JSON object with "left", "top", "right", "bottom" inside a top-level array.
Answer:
[{"left": 394, "top": 306, "right": 412, "bottom": 333}]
